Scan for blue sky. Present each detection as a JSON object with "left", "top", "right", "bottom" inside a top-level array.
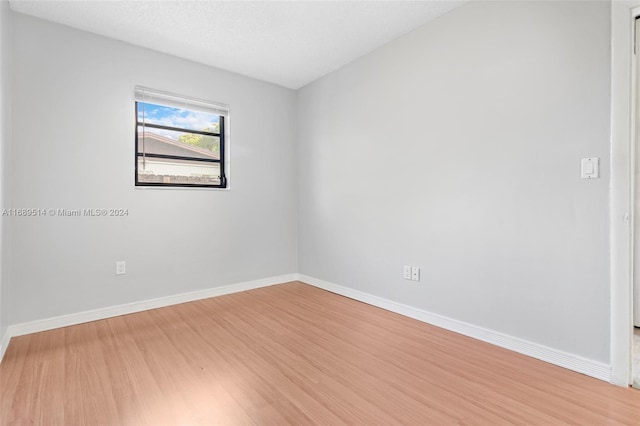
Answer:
[{"left": 137, "top": 102, "right": 219, "bottom": 139}]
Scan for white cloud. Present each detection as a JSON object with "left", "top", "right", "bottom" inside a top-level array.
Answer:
[{"left": 139, "top": 106, "right": 219, "bottom": 140}]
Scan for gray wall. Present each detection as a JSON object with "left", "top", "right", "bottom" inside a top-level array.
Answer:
[
  {"left": 0, "top": 0, "right": 11, "bottom": 342},
  {"left": 9, "top": 14, "right": 297, "bottom": 324},
  {"left": 297, "top": 1, "right": 611, "bottom": 363}
]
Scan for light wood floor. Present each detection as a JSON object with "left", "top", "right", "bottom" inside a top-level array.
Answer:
[{"left": 1, "top": 282, "right": 638, "bottom": 425}]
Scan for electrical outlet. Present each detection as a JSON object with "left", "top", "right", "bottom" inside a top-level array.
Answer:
[
  {"left": 403, "top": 265, "right": 412, "bottom": 280},
  {"left": 411, "top": 266, "right": 420, "bottom": 281},
  {"left": 116, "top": 261, "right": 126, "bottom": 275}
]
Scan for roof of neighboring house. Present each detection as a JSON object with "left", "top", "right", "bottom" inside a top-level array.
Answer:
[{"left": 137, "top": 132, "right": 220, "bottom": 160}]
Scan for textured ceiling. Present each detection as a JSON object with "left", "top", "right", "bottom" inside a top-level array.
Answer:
[{"left": 9, "top": 0, "right": 465, "bottom": 89}]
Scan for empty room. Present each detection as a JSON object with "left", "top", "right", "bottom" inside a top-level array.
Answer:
[{"left": 0, "top": 0, "right": 639, "bottom": 424}]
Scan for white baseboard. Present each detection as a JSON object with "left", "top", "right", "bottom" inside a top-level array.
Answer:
[
  {"left": 0, "top": 273, "right": 298, "bottom": 363},
  {"left": 0, "top": 328, "right": 9, "bottom": 363},
  {"left": 298, "top": 274, "right": 612, "bottom": 382},
  {"left": 0, "top": 273, "right": 613, "bottom": 383}
]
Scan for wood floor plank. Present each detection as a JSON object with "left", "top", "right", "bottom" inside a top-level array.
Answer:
[
  {"left": 244, "top": 288, "right": 506, "bottom": 424},
  {"left": 211, "top": 294, "right": 416, "bottom": 424},
  {"left": 254, "top": 286, "right": 565, "bottom": 424},
  {"left": 1, "top": 281, "right": 638, "bottom": 425},
  {"left": 99, "top": 315, "right": 162, "bottom": 426}
]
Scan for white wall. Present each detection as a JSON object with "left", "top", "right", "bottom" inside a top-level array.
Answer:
[
  {"left": 0, "top": 0, "right": 11, "bottom": 345},
  {"left": 635, "top": 17, "right": 640, "bottom": 328},
  {"left": 8, "top": 13, "right": 297, "bottom": 324},
  {"left": 298, "top": 1, "right": 611, "bottom": 363},
  {"left": 0, "top": 0, "right": 12, "bottom": 344}
]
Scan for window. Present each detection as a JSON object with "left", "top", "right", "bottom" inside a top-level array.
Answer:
[{"left": 134, "top": 86, "right": 228, "bottom": 188}]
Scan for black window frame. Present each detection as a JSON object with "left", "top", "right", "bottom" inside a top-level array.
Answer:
[{"left": 134, "top": 101, "right": 227, "bottom": 189}]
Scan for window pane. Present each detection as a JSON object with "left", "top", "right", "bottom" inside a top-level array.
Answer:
[
  {"left": 137, "top": 127, "right": 220, "bottom": 160},
  {"left": 137, "top": 157, "right": 221, "bottom": 186},
  {"left": 137, "top": 102, "right": 221, "bottom": 134}
]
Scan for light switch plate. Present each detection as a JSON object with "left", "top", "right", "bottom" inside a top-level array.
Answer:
[
  {"left": 403, "top": 265, "right": 412, "bottom": 280},
  {"left": 581, "top": 157, "right": 599, "bottom": 179}
]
